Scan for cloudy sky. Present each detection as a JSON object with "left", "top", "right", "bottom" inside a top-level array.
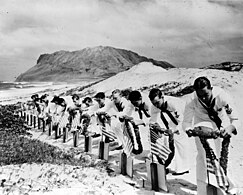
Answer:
[{"left": 0, "top": 0, "right": 243, "bottom": 81}]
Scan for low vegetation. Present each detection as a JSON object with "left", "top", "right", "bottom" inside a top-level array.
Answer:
[{"left": 0, "top": 104, "right": 106, "bottom": 168}]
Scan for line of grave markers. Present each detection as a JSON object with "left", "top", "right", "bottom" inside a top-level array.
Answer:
[{"left": 18, "top": 110, "right": 168, "bottom": 193}]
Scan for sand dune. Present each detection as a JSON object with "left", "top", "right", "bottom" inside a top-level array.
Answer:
[{"left": 82, "top": 64, "right": 243, "bottom": 96}]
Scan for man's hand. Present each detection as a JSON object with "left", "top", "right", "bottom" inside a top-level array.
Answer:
[
  {"left": 96, "top": 111, "right": 107, "bottom": 116},
  {"left": 149, "top": 123, "right": 161, "bottom": 130},
  {"left": 164, "top": 129, "right": 173, "bottom": 136},
  {"left": 173, "top": 129, "right": 180, "bottom": 135},
  {"left": 96, "top": 111, "right": 110, "bottom": 123},
  {"left": 133, "top": 119, "right": 145, "bottom": 126},
  {"left": 149, "top": 123, "right": 166, "bottom": 135},
  {"left": 221, "top": 125, "right": 237, "bottom": 138},
  {"left": 185, "top": 129, "right": 194, "bottom": 137},
  {"left": 119, "top": 115, "right": 133, "bottom": 123}
]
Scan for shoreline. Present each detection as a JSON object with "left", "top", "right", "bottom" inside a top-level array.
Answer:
[{"left": 0, "top": 79, "right": 101, "bottom": 106}]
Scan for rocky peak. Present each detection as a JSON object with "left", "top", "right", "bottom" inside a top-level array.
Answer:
[{"left": 16, "top": 46, "right": 174, "bottom": 82}]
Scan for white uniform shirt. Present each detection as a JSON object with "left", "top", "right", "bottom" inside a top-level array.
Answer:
[
  {"left": 126, "top": 93, "right": 152, "bottom": 123},
  {"left": 150, "top": 95, "right": 185, "bottom": 131},
  {"left": 83, "top": 101, "right": 100, "bottom": 116},
  {"left": 98, "top": 97, "right": 132, "bottom": 117},
  {"left": 182, "top": 86, "right": 241, "bottom": 131}
]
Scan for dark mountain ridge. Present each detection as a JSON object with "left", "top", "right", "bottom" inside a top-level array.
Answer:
[
  {"left": 15, "top": 46, "right": 174, "bottom": 82},
  {"left": 202, "top": 61, "right": 243, "bottom": 71}
]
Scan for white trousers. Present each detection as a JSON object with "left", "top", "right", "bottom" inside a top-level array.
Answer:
[
  {"left": 110, "top": 117, "right": 124, "bottom": 146},
  {"left": 152, "top": 117, "right": 190, "bottom": 173},
  {"left": 168, "top": 130, "right": 190, "bottom": 173}
]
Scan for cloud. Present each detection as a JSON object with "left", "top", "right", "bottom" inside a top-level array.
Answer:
[
  {"left": 208, "top": 0, "right": 243, "bottom": 12},
  {"left": 0, "top": 0, "right": 243, "bottom": 80}
]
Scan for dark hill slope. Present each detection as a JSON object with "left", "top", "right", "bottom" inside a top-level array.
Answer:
[
  {"left": 202, "top": 61, "right": 243, "bottom": 71},
  {"left": 15, "top": 46, "right": 174, "bottom": 82}
]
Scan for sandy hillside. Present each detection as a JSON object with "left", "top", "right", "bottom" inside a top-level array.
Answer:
[{"left": 81, "top": 62, "right": 243, "bottom": 96}]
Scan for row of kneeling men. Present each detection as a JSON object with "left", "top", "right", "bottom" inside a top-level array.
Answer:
[{"left": 20, "top": 76, "right": 241, "bottom": 195}]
